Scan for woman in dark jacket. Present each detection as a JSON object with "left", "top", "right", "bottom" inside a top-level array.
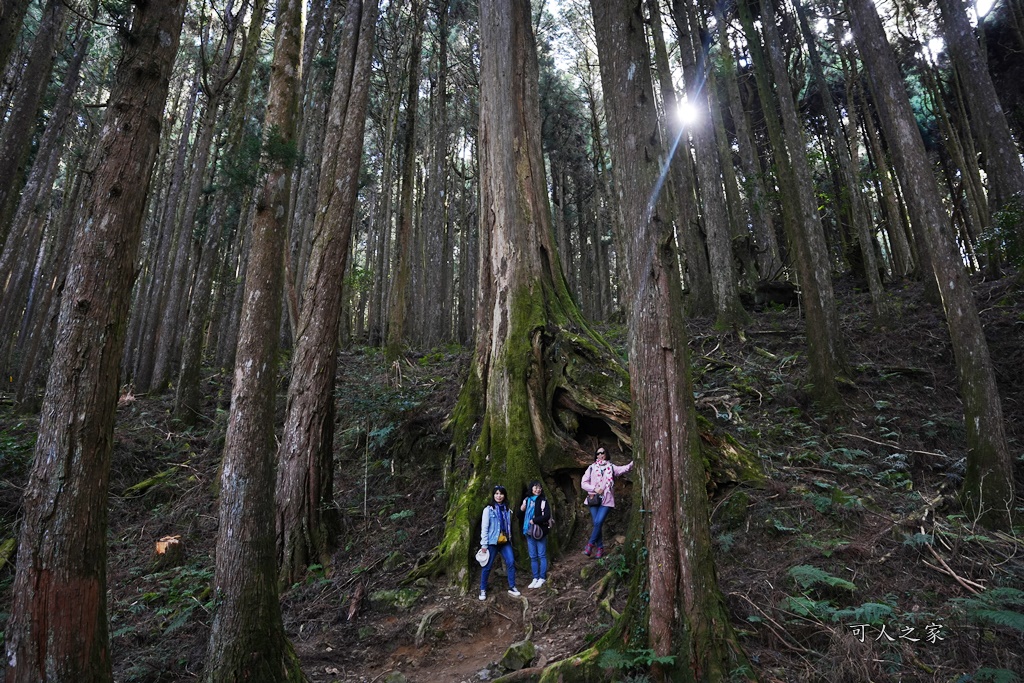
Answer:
[{"left": 519, "top": 480, "right": 551, "bottom": 588}]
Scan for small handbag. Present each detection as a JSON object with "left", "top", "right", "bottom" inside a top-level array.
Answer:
[
  {"left": 497, "top": 532, "right": 508, "bottom": 544},
  {"left": 586, "top": 493, "right": 603, "bottom": 507},
  {"left": 528, "top": 522, "right": 544, "bottom": 540}
]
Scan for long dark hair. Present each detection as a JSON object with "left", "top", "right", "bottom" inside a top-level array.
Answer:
[{"left": 489, "top": 484, "right": 508, "bottom": 508}]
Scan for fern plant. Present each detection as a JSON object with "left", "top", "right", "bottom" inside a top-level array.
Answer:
[
  {"left": 963, "top": 668, "right": 1021, "bottom": 683},
  {"left": 952, "top": 588, "right": 1024, "bottom": 633},
  {"left": 788, "top": 564, "right": 857, "bottom": 592},
  {"left": 597, "top": 648, "right": 675, "bottom": 676},
  {"left": 832, "top": 602, "right": 896, "bottom": 625}
]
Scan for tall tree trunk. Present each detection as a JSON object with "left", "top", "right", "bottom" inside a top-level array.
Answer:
[
  {"left": 0, "top": 0, "right": 65, "bottom": 246},
  {"left": 588, "top": 1, "right": 751, "bottom": 679},
  {"left": 0, "top": 0, "right": 32, "bottom": 76},
  {"left": 646, "top": 0, "right": 714, "bottom": 316},
  {"left": 671, "top": 0, "right": 748, "bottom": 328},
  {"left": 175, "top": 0, "right": 271, "bottom": 421},
  {"left": 708, "top": 65, "right": 757, "bottom": 289},
  {"left": 287, "top": 0, "right": 331, "bottom": 306},
  {"left": 847, "top": 0, "right": 1015, "bottom": 530},
  {"left": 131, "top": 70, "right": 200, "bottom": 392},
  {"left": 456, "top": 154, "right": 478, "bottom": 343},
  {"left": 14, "top": 135, "right": 92, "bottom": 408},
  {"left": 203, "top": 0, "right": 307, "bottom": 680},
  {"left": 385, "top": 0, "right": 426, "bottom": 361},
  {"left": 421, "top": 0, "right": 451, "bottom": 346},
  {"left": 793, "top": 0, "right": 886, "bottom": 314},
  {"left": 736, "top": 0, "right": 801, "bottom": 275},
  {"left": 276, "top": 0, "right": 378, "bottom": 587},
  {"left": 937, "top": 0, "right": 1024, "bottom": 211},
  {"left": 859, "top": 89, "right": 916, "bottom": 277},
  {"left": 216, "top": 200, "right": 254, "bottom": 370},
  {"left": 415, "top": 0, "right": 630, "bottom": 587},
  {"left": 717, "top": 4, "right": 780, "bottom": 279},
  {"left": 750, "top": 0, "right": 847, "bottom": 405},
  {"left": 0, "top": 27, "right": 88, "bottom": 377},
  {"left": 152, "top": 3, "right": 244, "bottom": 391},
  {"left": 3, "top": 3, "right": 185, "bottom": 680},
  {"left": 366, "top": 66, "right": 405, "bottom": 347}
]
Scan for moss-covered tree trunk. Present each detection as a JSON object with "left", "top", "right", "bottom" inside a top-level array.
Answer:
[
  {"left": 589, "top": 1, "right": 752, "bottom": 679},
  {"left": 415, "top": 0, "right": 630, "bottom": 589}
]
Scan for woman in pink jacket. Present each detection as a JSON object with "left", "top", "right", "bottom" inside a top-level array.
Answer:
[{"left": 581, "top": 447, "right": 633, "bottom": 558}]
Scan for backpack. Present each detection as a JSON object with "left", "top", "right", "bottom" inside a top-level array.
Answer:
[{"left": 534, "top": 499, "right": 554, "bottom": 529}]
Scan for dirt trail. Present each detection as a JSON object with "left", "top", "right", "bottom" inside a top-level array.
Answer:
[{"left": 299, "top": 524, "right": 630, "bottom": 682}]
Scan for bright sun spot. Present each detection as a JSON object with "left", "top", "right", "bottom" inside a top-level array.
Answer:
[
  {"left": 675, "top": 100, "right": 700, "bottom": 126},
  {"left": 976, "top": 0, "right": 995, "bottom": 16}
]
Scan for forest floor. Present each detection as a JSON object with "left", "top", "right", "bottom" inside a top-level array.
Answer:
[{"left": 2, "top": 273, "right": 1024, "bottom": 682}]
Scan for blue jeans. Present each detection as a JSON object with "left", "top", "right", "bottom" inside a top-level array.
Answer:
[
  {"left": 526, "top": 535, "right": 548, "bottom": 579},
  {"left": 588, "top": 504, "right": 610, "bottom": 547},
  {"left": 480, "top": 542, "right": 516, "bottom": 591}
]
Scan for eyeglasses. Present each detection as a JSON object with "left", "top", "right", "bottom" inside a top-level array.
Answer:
[{"left": 597, "top": 450, "right": 606, "bottom": 455}]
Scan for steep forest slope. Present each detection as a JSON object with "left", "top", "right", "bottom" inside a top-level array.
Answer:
[{"left": 1, "top": 274, "right": 1022, "bottom": 682}]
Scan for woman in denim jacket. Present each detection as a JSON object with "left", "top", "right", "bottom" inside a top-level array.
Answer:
[{"left": 478, "top": 485, "right": 519, "bottom": 600}]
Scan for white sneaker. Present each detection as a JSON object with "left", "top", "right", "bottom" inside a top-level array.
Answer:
[
  {"left": 527, "top": 579, "right": 539, "bottom": 589},
  {"left": 478, "top": 590, "right": 486, "bottom": 601},
  {"left": 535, "top": 578, "right": 546, "bottom": 588},
  {"left": 507, "top": 587, "right": 521, "bottom": 597}
]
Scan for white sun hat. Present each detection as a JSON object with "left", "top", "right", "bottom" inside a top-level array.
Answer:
[{"left": 475, "top": 547, "right": 490, "bottom": 566}]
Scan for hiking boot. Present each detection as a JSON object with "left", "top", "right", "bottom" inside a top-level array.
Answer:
[
  {"left": 594, "top": 547, "right": 604, "bottom": 559},
  {"left": 582, "top": 543, "right": 593, "bottom": 556},
  {"left": 478, "top": 590, "right": 486, "bottom": 601},
  {"left": 508, "top": 587, "right": 521, "bottom": 597}
]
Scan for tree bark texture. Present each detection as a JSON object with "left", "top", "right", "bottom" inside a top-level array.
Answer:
[
  {"left": 793, "top": 0, "right": 886, "bottom": 314},
  {"left": 152, "top": 4, "right": 244, "bottom": 391},
  {"left": 385, "top": 0, "right": 426, "bottom": 361},
  {"left": 671, "top": 0, "right": 749, "bottom": 329},
  {"left": 0, "top": 28, "right": 88, "bottom": 378},
  {"left": 203, "top": 0, "right": 307, "bottom": 680},
  {"left": 936, "top": 0, "right": 1024, "bottom": 211},
  {"left": 3, "top": 3, "right": 186, "bottom": 680},
  {"left": 847, "top": 0, "right": 1015, "bottom": 529},
  {"left": 0, "top": 0, "right": 32, "bottom": 77},
  {"left": 416, "top": 0, "right": 630, "bottom": 589},
  {"left": 590, "top": 1, "right": 751, "bottom": 679},
  {"left": 646, "top": 0, "right": 714, "bottom": 317},
  {"left": 0, "top": 0, "right": 65, "bottom": 247},
  {"left": 131, "top": 70, "right": 201, "bottom": 392},
  {"left": 276, "top": 0, "right": 378, "bottom": 587},
  {"left": 757, "top": 0, "right": 847, "bottom": 405}
]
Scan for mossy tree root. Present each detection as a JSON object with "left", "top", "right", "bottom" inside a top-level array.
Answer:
[{"left": 410, "top": 319, "right": 630, "bottom": 590}]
